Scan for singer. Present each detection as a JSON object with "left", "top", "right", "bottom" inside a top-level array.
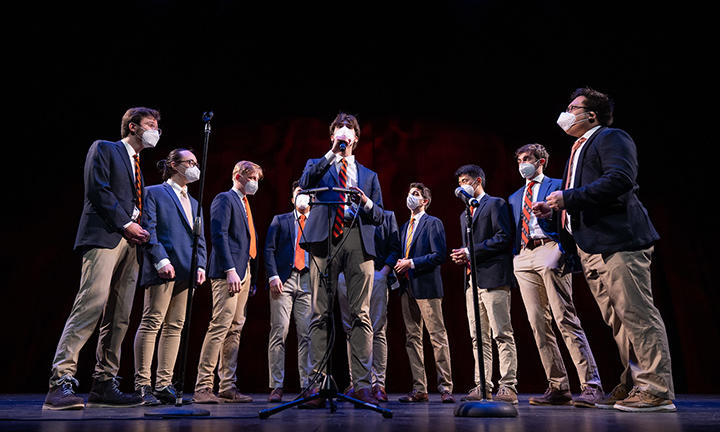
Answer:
[
  {"left": 298, "top": 112, "right": 384, "bottom": 407},
  {"left": 193, "top": 161, "right": 262, "bottom": 404},
  {"left": 44, "top": 108, "right": 160, "bottom": 410},
  {"left": 449, "top": 164, "right": 518, "bottom": 404}
]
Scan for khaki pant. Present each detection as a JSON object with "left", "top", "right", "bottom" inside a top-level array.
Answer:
[
  {"left": 337, "top": 270, "right": 389, "bottom": 387},
  {"left": 308, "top": 225, "right": 374, "bottom": 391},
  {"left": 50, "top": 239, "right": 138, "bottom": 387},
  {"left": 400, "top": 292, "right": 453, "bottom": 393},
  {"left": 514, "top": 242, "right": 601, "bottom": 391},
  {"left": 465, "top": 285, "right": 517, "bottom": 393},
  {"left": 577, "top": 245, "right": 674, "bottom": 399},
  {"left": 268, "top": 270, "right": 312, "bottom": 389},
  {"left": 195, "top": 264, "right": 251, "bottom": 393},
  {"left": 133, "top": 279, "right": 189, "bottom": 389}
]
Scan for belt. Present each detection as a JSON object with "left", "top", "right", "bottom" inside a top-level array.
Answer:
[{"left": 524, "top": 238, "right": 552, "bottom": 250}]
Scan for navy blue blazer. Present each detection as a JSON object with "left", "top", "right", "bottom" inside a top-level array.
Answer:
[
  {"left": 74, "top": 140, "right": 144, "bottom": 252},
  {"left": 374, "top": 210, "right": 401, "bottom": 272},
  {"left": 460, "top": 194, "right": 514, "bottom": 290},
  {"left": 298, "top": 156, "right": 384, "bottom": 257},
  {"left": 508, "top": 176, "right": 563, "bottom": 255},
  {"left": 264, "top": 211, "right": 307, "bottom": 284},
  {"left": 399, "top": 214, "right": 447, "bottom": 299},
  {"left": 139, "top": 183, "right": 207, "bottom": 288},
  {"left": 207, "top": 189, "right": 258, "bottom": 280},
  {"left": 561, "top": 127, "right": 659, "bottom": 255}
]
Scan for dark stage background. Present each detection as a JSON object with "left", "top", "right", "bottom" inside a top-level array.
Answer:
[{"left": 5, "top": 1, "right": 713, "bottom": 395}]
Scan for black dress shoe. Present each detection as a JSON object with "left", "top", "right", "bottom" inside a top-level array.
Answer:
[
  {"left": 87, "top": 378, "right": 143, "bottom": 408},
  {"left": 137, "top": 385, "right": 161, "bottom": 406},
  {"left": 153, "top": 385, "right": 178, "bottom": 405}
]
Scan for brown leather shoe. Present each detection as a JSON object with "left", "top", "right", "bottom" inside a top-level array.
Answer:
[
  {"left": 495, "top": 386, "right": 518, "bottom": 404},
  {"left": 398, "top": 389, "right": 429, "bottom": 403},
  {"left": 372, "top": 385, "right": 388, "bottom": 402},
  {"left": 298, "top": 388, "right": 325, "bottom": 409},
  {"left": 572, "top": 386, "right": 604, "bottom": 408},
  {"left": 217, "top": 388, "right": 253, "bottom": 403},
  {"left": 353, "top": 388, "right": 379, "bottom": 406},
  {"left": 529, "top": 386, "right": 572, "bottom": 406},
  {"left": 461, "top": 387, "right": 491, "bottom": 401},
  {"left": 441, "top": 391, "right": 456, "bottom": 403},
  {"left": 192, "top": 388, "right": 222, "bottom": 404},
  {"left": 268, "top": 387, "right": 283, "bottom": 403}
]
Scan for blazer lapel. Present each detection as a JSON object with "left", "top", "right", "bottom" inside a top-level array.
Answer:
[
  {"left": 473, "top": 195, "right": 489, "bottom": 227},
  {"left": 115, "top": 141, "right": 136, "bottom": 188},
  {"left": 408, "top": 215, "right": 427, "bottom": 255},
  {"left": 572, "top": 127, "right": 603, "bottom": 189},
  {"left": 162, "top": 183, "right": 193, "bottom": 231},
  {"left": 228, "top": 188, "right": 249, "bottom": 233}
]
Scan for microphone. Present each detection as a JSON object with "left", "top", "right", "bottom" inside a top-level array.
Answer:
[
  {"left": 455, "top": 186, "right": 480, "bottom": 207},
  {"left": 337, "top": 139, "right": 348, "bottom": 151},
  {"left": 298, "top": 187, "right": 361, "bottom": 195},
  {"left": 202, "top": 111, "right": 214, "bottom": 123}
]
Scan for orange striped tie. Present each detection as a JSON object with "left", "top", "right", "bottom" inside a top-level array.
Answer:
[
  {"left": 133, "top": 154, "right": 142, "bottom": 218},
  {"left": 243, "top": 196, "right": 257, "bottom": 259},
  {"left": 333, "top": 158, "right": 348, "bottom": 238},
  {"left": 521, "top": 181, "right": 538, "bottom": 247}
]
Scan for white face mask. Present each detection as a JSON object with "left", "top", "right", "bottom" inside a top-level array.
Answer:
[
  {"left": 406, "top": 194, "right": 421, "bottom": 210},
  {"left": 333, "top": 126, "right": 356, "bottom": 145},
  {"left": 244, "top": 179, "right": 259, "bottom": 195},
  {"left": 183, "top": 165, "right": 201, "bottom": 183},
  {"left": 141, "top": 129, "right": 161, "bottom": 148},
  {"left": 518, "top": 162, "right": 537, "bottom": 179},
  {"left": 295, "top": 193, "right": 310, "bottom": 210},
  {"left": 461, "top": 183, "right": 475, "bottom": 196},
  {"left": 556, "top": 111, "right": 589, "bottom": 132}
]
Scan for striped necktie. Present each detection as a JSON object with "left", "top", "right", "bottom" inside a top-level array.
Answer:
[
  {"left": 521, "top": 181, "right": 538, "bottom": 248},
  {"left": 242, "top": 196, "right": 257, "bottom": 259},
  {"left": 333, "top": 158, "right": 348, "bottom": 238},
  {"left": 404, "top": 217, "right": 416, "bottom": 259},
  {"left": 561, "top": 137, "right": 586, "bottom": 229},
  {"left": 133, "top": 154, "right": 142, "bottom": 219}
]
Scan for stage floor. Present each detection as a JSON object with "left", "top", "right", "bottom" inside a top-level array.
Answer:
[{"left": 1, "top": 393, "right": 718, "bottom": 431}]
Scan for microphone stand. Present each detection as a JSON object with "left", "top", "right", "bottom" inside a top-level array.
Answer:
[
  {"left": 259, "top": 189, "right": 391, "bottom": 419},
  {"left": 454, "top": 204, "right": 517, "bottom": 418},
  {"left": 145, "top": 112, "right": 215, "bottom": 418}
]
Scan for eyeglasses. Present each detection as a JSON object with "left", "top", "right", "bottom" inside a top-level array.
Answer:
[
  {"left": 133, "top": 122, "right": 162, "bottom": 135},
  {"left": 566, "top": 105, "right": 589, "bottom": 113},
  {"left": 178, "top": 159, "right": 198, "bottom": 167}
]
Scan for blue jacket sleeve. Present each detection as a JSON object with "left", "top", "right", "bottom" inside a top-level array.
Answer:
[
  {"left": 263, "top": 215, "right": 281, "bottom": 279},
  {"left": 141, "top": 189, "right": 168, "bottom": 267},
  {"left": 210, "top": 193, "right": 235, "bottom": 272},
  {"left": 564, "top": 129, "right": 637, "bottom": 211},
  {"left": 473, "top": 199, "right": 512, "bottom": 261},
  {"left": 413, "top": 218, "right": 447, "bottom": 271},
  {"left": 86, "top": 141, "right": 133, "bottom": 232}
]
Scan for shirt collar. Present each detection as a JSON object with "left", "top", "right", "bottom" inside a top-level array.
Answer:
[
  {"left": 167, "top": 179, "right": 187, "bottom": 195},
  {"left": 411, "top": 210, "right": 426, "bottom": 223},
  {"left": 121, "top": 138, "right": 137, "bottom": 158},
  {"left": 526, "top": 173, "right": 545, "bottom": 185},
  {"left": 232, "top": 186, "right": 245, "bottom": 200},
  {"left": 337, "top": 154, "right": 355, "bottom": 166},
  {"left": 581, "top": 125, "right": 602, "bottom": 141}
]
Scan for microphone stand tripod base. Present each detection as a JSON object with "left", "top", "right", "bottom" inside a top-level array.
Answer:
[
  {"left": 144, "top": 404, "right": 210, "bottom": 418},
  {"left": 454, "top": 400, "right": 518, "bottom": 418}
]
